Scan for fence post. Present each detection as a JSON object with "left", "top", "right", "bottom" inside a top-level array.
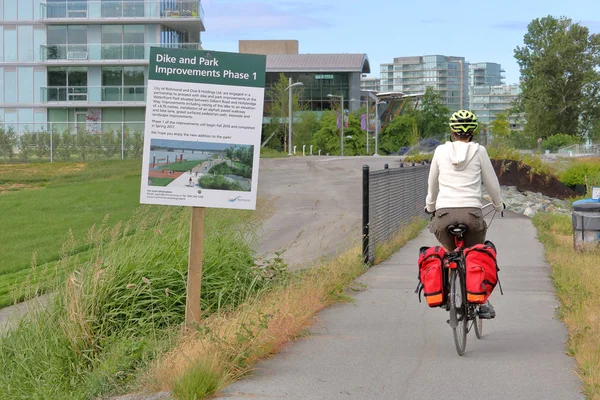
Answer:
[
  {"left": 121, "top": 122, "right": 125, "bottom": 160},
  {"left": 362, "top": 165, "right": 370, "bottom": 265},
  {"left": 50, "top": 126, "right": 53, "bottom": 163}
]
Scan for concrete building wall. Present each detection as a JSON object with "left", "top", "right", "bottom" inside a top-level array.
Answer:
[{"left": 239, "top": 40, "right": 299, "bottom": 55}]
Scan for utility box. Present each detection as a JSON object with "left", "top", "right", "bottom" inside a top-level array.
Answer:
[{"left": 572, "top": 199, "right": 600, "bottom": 251}]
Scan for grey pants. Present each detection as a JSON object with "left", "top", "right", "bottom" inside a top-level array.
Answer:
[{"left": 428, "top": 207, "right": 487, "bottom": 251}]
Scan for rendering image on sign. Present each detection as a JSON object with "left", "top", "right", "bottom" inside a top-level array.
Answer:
[
  {"left": 140, "top": 47, "right": 266, "bottom": 210},
  {"left": 148, "top": 139, "right": 253, "bottom": 192}
]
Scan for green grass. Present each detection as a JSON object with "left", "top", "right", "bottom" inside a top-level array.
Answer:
[
  {"left": 533, "top": 212, "right": 600, "bottom": 398},
  {"left": 0, "top": 175, "right": 141, "bottom": 276},
  {"left": 172, "top": 361, "right": 223, "bottom": 400},
  {"left": 0, "top": 205, "right": 276, "bottom": 400},
  {"left": 259, "top": 148, "right": 288, "bottom": 158},
  {"left": 199, "top": 175, "right": 244, "bottom": 191},
  {"left": 156, "top": 160, "right": 203, "bottom": 172},
  {"left": 0, "top": 160, "right": 140, "bottom": 186},
  {"left": 149, "top": 177, "right": 174, "bottom": 186},
  {"left": 0, "top": 160, "right": 144, "bottom": 307}
]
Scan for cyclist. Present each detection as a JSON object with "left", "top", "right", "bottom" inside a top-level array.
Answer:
[{"left": 424, "top": 110, "right": 503, "bottom": 319}]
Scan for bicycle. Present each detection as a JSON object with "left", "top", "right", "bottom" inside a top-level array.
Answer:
[{"left": 427, "top": 202, "right": 504, "bottom": 356}]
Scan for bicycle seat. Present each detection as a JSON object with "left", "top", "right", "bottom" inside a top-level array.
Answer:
[{"left": 447, "top": 224, "right": 468, "bottom": 236}]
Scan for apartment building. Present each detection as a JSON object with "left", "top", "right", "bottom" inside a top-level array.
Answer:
[
  {"left": 469, "top": 62, "right": 504, "bottom": 88},
  {"left": 360, "top": 76, "right": 380, "bottom": 93},
  {"left": 380, "top": 55, "right": 469, "bottom": 112},
  {"left": 0, "top": 0, "right": 205, "bottom": 133},
  {"left": 470, "top": 84, "right": 524, "bottom": 130}
]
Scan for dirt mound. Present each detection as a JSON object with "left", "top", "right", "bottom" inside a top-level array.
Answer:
[{"left": 491, "top": 159, "right": 577, "bottom": 200}]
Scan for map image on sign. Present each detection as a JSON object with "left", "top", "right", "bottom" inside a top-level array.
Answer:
[{"left": 147, "top": 139, "right": 253, "bottom": 192}]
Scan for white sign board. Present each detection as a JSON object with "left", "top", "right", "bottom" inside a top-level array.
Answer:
[
  {"left": 140, "top": 48, "right": 266, "bottom": 210},
  {"left": 592, "top": 186, "right": 600, "bottom": 201}
]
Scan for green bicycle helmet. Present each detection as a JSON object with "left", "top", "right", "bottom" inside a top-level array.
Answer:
[{"left": 449, "top": 110, "right": 478, "bottom": 135}]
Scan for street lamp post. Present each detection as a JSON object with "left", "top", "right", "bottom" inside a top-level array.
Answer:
[
  {"left": 374, "top": 99, "right": 387, "bottom": 157},
  {"left": 362, "top": 90, "right": 380, "bottom": 156},
  {"left": 328, "top": 93, "right": 344, "bottom": 156},
  {"left": 285, "top": 78, "right": 304, "bottom": 156},
  {"left": 350, "top": 98, "right": 369, "bottom": 154}
]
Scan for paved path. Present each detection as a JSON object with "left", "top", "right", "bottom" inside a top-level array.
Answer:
[
  {"left": 216, "top": 211, "right": 584, "bottom": 400},
  {"left": 256, "top": 156, "right": 401, "bottom": 269}
]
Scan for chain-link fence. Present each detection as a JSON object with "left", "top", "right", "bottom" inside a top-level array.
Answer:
[
  {"left": 0, "top": 123, "right": 145, "bottom": 163},
  {"left": 362, "top": 162, "right": 430, "bottom": 264}
]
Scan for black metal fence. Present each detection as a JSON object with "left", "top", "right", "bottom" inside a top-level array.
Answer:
[{"left": 362, "top": 162, "right": 431, "bottom": 264}]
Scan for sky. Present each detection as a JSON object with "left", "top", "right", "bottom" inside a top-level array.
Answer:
[{"left": 200, "top": 0, "right": 600, "bottom": 85}]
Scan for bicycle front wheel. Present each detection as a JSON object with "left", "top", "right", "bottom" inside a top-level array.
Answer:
[{"left": 449, "top": 269, "right": 467, "bottom": 356}]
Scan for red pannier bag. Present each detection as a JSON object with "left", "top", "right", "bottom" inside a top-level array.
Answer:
[
  {"left": 416, "top": 246, "right": 446, "bottom": 307},
  {"left": 463, "top": 240, "right": 500, "bottom": 304}
]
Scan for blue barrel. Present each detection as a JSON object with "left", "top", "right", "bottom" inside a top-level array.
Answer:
[{"left": 572, "top": 199, "right": 600, "bottom": 250}]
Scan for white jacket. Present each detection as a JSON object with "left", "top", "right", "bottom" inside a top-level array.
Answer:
[{"left": 426, "top": 141, "right": 502, "bottom": 212}]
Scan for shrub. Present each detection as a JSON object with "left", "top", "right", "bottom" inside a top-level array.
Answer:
[
  {"left": 18, "top": 133, "right": 35, "bottom": 161},
  {"left": 199, "top": 174, "right": 244, "bottom": 191},
  {"left": 35, "top": 133, "right": 51, "bottom": 160},
  {"left": 419, "top": 138, "right": 441, "bottom": 152},
  {"left": 58, "top": 131, "right": 76, "bottom": 161},
  {"left": 0, "top": 126, "right": 18, "bottom": 160},
  {"left": 560, "top": 161, "right": 600, "bottom": 188},
  {"left": 542, "top": 133, "right": 582, "bottom": 153},
  {"left": 404, "top": 153, "right": 432, "bottom": 164}
]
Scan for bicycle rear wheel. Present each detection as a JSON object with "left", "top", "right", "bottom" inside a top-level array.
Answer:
[
  {"left": 449, "top": 269, "right": 467, "bottom": 356},
  {"left": 474, "top": 306, "right": 483, "bottom": 339}
]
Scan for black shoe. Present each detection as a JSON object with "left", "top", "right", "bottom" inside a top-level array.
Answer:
[{"left": 478, "top": 301, "right": 496, "bottom": 319}]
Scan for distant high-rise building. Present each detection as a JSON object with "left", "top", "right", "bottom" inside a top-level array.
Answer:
[
  {"left": 470, "top": 84, "right": 524, "bottom": 131},
  {"left": 380, "top": 55, "right": 469, "bottom": 112},
  {"left": 360, "top": 76, "right": 380, "bottom": 93},
  {"left": 469, "top": 62, "right": 505, "bottom": 88}
]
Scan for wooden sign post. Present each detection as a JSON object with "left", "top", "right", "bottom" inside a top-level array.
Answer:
[{"left": 185, "top": 206, "right": 206, "bottom": 328}]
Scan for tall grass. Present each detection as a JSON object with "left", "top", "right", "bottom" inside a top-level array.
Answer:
[
  {"left": 0, "top": 204, "right": 279, "bottom": 400},
  {"left": 534, "top": 212, "right": 600, "bottom": 398}
]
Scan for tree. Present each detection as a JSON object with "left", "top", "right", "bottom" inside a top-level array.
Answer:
[
  {"left": 311, "top": 110, "right": 367, "bottom": 156},
  {"left": 379, "top": 113, "right": 417, "bottom": 155},
  {"left": 293, "top": 112, "right": 320, "bottom": 150},
  {"left": 514, "top": 16, "right": 600, "bottom": 138},
  {"left": 416, "top": 87, "right": 450, "bottom": 139},
  {"left": 263, "top": 73, "right": 305, "bottom": 151},
  {"left": 489, "top": 113, "right": 511, "bottom": 148},
  {"left": 312, "top": 111, "right": 339, "bottom": 155}
]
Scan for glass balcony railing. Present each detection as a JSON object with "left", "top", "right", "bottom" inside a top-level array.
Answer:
[
  {"left": 40, "top": 43, "right": 201, "bottom": 61},
  {"left": 41, "top": 86, "right": 147, "bottom": 102},
  {"left": 40, "top": 0, "right": 204, "bottom": 21}
]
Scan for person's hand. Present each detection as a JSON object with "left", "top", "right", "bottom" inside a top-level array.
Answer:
[{"left": 424, "top": 206, "right": 435, "bottom": 216}]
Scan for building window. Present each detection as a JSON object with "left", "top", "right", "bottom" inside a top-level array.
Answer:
[
  {"left": 47, "top": 25, "right": 88, "bottom": 60},
  {"left": 3, "top": 28, "right": 16, "bottom": 62},
  {"left": 47, "top": 67, "right": 88, "bottom": 101},
  {"left": 19, "top": 0, "right": 34, "bottom": 20},
  {"left": 102, "top": 66, "right": 146, "bottom": 101},
  {"left": 18, "top": 67, "right": 34, "bottom": 103},
  {"left": 4, "top": 0, "right": 17, "bottom": 20},
  {"left": 102, "top": 25, "right": 145, "bottom": 60},
  {"left": 4, "top": 69, "right": 16, "bottom": 103},
  {"left": 102, "top": 0, "right": 144, "bottom": 18}
]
